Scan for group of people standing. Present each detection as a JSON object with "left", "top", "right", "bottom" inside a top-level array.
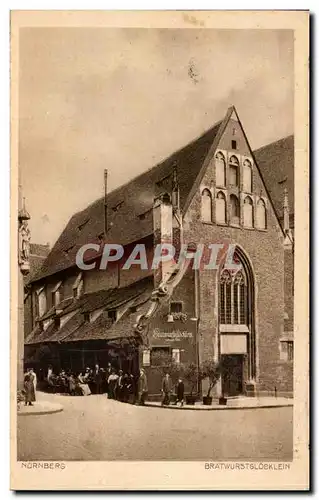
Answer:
[
  {"left": 45, "top": 364, "right": 149, "bottom": 405},
  {"left": 23, "top": 365, "right": 185, "bottom": 408}
]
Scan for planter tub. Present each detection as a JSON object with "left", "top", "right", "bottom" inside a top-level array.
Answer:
[
  {"left": 186, "top": 395, "right": 197, "bottom": 405},
  {"left": 203, "top": 396, "right": 213, "bottom": 405}
]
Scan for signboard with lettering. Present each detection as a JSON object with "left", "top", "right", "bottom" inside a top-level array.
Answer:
[{"left": 152, "top": 328, "right": 193, "bottom": 341}]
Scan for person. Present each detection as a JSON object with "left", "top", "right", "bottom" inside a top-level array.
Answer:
[
  {"left": 24, "top": 368, "right": 36, "bottom": 406},
  {"left": 122, "top": 372, "right": 130, "bottom": 403},
  {"left": 93, "top": 364, "right": 103, "bottom": 394},
  {"left": 29, "top": 367, "right": 37, "bottom": 395},
  {"left": 104, "top": 363, "right": 112, "bottom": 395},
  {"left": 107, "top": 370, "right": 119, "bottom": 399},
  {"left": 161, "top": 372, "right": 173, "bottom": 406},
  {"left": 127, "top": 373, "right": 136, "bottom": 404},
  {"left": 47, "top": 365, "right": 54, "bottom": 391},
  {"left": 138, "top": 369, "right": 148, "bottom": 405},
  {"left": 68, "top": 373, "right": 77, "bottom": 395},
  {"left": 175, "top": 378, "right": 185, "bottom": 407},
  {"left": 78, "top": 371, "right": 91, "bottom": 396},
  {"left": 117, "top": 370, "right": 124, "bottom": 401}
]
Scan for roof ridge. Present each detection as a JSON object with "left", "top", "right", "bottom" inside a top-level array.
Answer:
[
  {"left": 70, "top": 119, "right": 223, "bottom": 220},
  {"left": 254, "top": 134, "right": 294, "bottom": 153}
]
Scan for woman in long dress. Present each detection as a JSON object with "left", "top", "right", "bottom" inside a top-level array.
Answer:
[
  {"left": 24, "top": 369, "right": 36, "bottom": 406},
  {"left": 78, "top": 372, "right": 91, "bottom": 396}
]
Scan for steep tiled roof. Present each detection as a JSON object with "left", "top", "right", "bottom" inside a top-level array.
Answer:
[
  {"left": 31, "top": 121, "right": 222, "bottom": 282},
  {"left": 24, "top": 243, "right": 50, "bottom": 285},
  {"left": 254, "top": 135, "right": 294, "bottom": 228},
  {"left": 25, "top": 277, "right": 153, "bottom": 345}
]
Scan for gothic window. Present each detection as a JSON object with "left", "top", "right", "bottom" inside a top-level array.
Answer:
[
  {"left": 256, "top": 199, "right": 267, "bottom": 229},
  {"left": 219, "top": 270, "right": 232, "bottom": 324},
  {"left": 215, "top": 152, "right": 226, "bottom": 187},
  {"left": 216, "top": 191, "right": 226, "bottom": 224},
  {"left": 201, "top": 189, "right": 212, "bottom": 222},
  {"left": 243, "top": 159, "right": 252, "bottom": 192},
  {"left": 243, "top": 196, "right": 254, "bottom": 228},
  {"left": 229, "top": 156, "right": 239, "bottom": 187},
  {"left": 219, "top": 270, "right": 247, "bottom": 325},
  {"left": 218, "top": 248, "right": 255, "bottom": 380},
  {"left": 230, "top": 194, "right": 240, "bottom": 225}
]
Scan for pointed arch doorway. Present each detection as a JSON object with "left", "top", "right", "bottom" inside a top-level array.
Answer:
[{"left": 218, "top": 247, "right": 256, "bottom": 396}]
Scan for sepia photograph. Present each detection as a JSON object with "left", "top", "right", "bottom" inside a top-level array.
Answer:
[{"left": 10, "top": 10, "right": 309, "bottom": 490}]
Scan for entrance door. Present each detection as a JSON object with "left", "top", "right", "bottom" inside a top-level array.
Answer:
[{"left": 221, "top": 354, "right": 243, "bottom": 396}]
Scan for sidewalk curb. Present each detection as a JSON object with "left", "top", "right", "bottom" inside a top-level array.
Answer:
[
  {"left": 144, "top": 402, "right": 293, "bottom": 411},
  {"left": 18, "top": 403, "right": 64, "bottom": 416}
]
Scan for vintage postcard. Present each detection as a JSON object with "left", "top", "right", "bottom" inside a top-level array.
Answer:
[{"left": 10, "top": 10, "right": 309, "bottom": 490}]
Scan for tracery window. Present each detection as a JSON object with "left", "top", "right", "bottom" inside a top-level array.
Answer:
[{"left": 219, "top": 270, "right": 247, "bottom": 325}]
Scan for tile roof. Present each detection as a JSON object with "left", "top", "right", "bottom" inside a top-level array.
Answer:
[
  {"left": 254, "top": 135, "right": 294, "bottom": 228},
  {"left": 25, "top": 277, "right": 153, "bottom": 345},
  {"left": 31, "top": 121, "right": 222, "bottom": 282}
]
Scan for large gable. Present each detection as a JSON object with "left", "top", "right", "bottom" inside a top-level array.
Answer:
[{"left": 32, "top": 120, "right": 222, "bottom": 282}]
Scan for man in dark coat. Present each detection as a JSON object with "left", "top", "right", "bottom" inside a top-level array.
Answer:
[
  {"left": 161, "top": 373, "right": 173, "bottom": 406},
  {"left": 138, "top": 369, "right": 148, "bottom": 405},
  {"left": 93, "top": 364, "right": 103, "bottom": 394},
  {"left": 175, "top": 378, "right": 185, "bottom": 407}
]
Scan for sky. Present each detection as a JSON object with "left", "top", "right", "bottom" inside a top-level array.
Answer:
[{"left": 19, "top": 27, "right": 294, "bottom": 247}]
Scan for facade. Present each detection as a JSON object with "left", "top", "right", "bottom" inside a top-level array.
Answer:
[
  {"left": 25, "top": 106, "right": 294, "bottom": 397},
  {"left": 24, "top": 243, "right": 51, "bottom": 339}
]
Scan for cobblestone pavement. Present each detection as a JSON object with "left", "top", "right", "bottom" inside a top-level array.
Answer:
[{"left": 17, "top": 392, "right": 293, "bottom": 461}]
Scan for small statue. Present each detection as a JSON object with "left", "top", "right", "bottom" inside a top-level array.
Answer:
[{"left": 18, "top": 219, "right": 31, "bottom": 274}]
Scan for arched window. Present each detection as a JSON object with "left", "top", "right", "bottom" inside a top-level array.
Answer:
[
  {"left": 219, "top": 270, "right": 232, "bottom": 324},
  {"left": 256, "top": 199, "right": 267, "bottom": 229},
  {"left": 201, "top": 189, "right": 212, "bottom": 222},
  {"left": 219, "top": 270, "right": 247, "bottom": 325},
  {"left": 233, "top": 271, "right": 247, "bottom": 324},
  {"left": 230, "top": 194, "right": 240, "bottom": 225},
  {"left": 243, "top": 196, "right": 253, "bottom": 228},
  {"left": 243, "top": 159, "right": 252, "bottom": 192},
  {"left": 218, "top": 248, "right": 256, "bottom": 383},
  {"left": 229, "top": 155, "right": 239, "bottom": 187},
  {"left": 216, "top": 191, "right": 226, "bottom": 224},
  {"left": 215, "top": 152, "right": 226, "bottom": 187}
]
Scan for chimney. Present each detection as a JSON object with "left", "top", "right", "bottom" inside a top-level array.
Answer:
[
  {"left": 104, "top": 169, "right": 108, "bottom": 239},
  {"left": 153, "top": 192, "right": 173, "bottom": 287},
  {"left": 171, "top": 164, "right": 183, "bottom": 261}
]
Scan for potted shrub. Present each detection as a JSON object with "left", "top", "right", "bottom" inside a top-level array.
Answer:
[
  {"left": 200, "top": 359, "right": 221, "bottom": 405},
  {"left": 183, "top": 362, "right": 199, "bottom": 405}
]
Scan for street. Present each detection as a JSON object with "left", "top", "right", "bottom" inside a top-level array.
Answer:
[{"left": 17, "top": 392, "right": 293, "bottom": 462}]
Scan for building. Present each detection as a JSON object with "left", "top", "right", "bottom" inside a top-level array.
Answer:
[
  {"left": 24, "top": 243, "right": 51, "bottom": 338},
  {"left": 24, "top": 106, "right": 294, "bottom": 398}
]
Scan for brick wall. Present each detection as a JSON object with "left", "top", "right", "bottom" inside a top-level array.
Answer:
[{"left": 181, "top": 116, "right": 292, "bottom": 393}]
